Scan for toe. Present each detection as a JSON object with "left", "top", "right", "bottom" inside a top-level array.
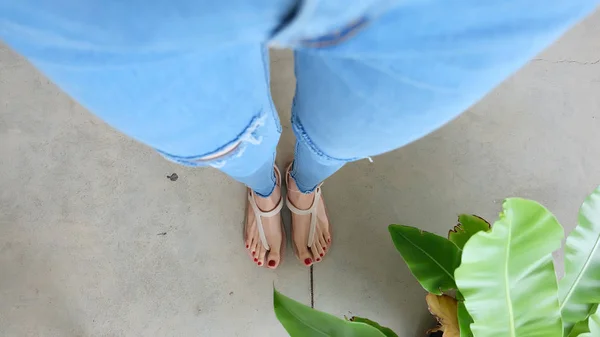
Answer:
[
  {"left": 250, "top": 240, "right": 258, "bottom": 258},
  {"left": 323, "top": 225, "right": 331, "bottom": 244},
  {"left": 253, "top": 244, "right": 262, "bottom": 265},
  {"left": 266, "top": 250, "right": 281, "bottom": 269},
  {"left": 297, "top": 246, "right": 313, "bottom": 266},
  {"left": 246, "top": 235, "right": 255, "bottom": 253},
  {"left": 256, "top": 245, "right": 267, "bottom": 267},
  {"left": 316, "top": 240, "right": 325, "bottom": 261},
  {"left": 310, "top": 243, "right": 323, "bottom": 263},
  {"left": 250, "top": 230, "right": 260, "bottom": 257},
  {"left": 319, "top": 217, "right": 331, "bottom": 245},
  {"left": 318, "top": 234, "right": 328, "bottom": 255}
]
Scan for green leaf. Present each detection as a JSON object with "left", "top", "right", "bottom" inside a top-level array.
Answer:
[
  {"left": 388, "top": 225, "right": 461, "bottom": 294},
  {"left": 457, "top": 301, "right": 473, "bottom": 337},
  {"left": 350, "top": 317, "right": 399, "bottom": 337},
  {"left": 578, "top": 305, "right": 600, "bottom": 337},
  {"left": 454, "top": 198, "right": 564, "bottom": 337},
  {"left": 273, "top": 289, "right": 387, "bottom": 337},
  {"left": 567, "top": 318, "right": 591, "bottom": 337},
  {"left": 448, "top": 214, "right": 491, "bottom": 250},
  {"left": 559, "top": 186, "right": 600, "bottom": 334}
]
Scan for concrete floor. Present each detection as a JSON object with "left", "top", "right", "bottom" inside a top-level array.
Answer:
[{"left": 1, "top": 10, "right": 600, "bottom": 337}]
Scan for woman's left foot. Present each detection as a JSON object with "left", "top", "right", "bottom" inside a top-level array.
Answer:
[{"left": 286, "top": 164, "right": 332, "bottom": 267}]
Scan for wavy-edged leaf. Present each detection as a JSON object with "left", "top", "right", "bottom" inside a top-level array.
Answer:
[
  {"left": 273, "top": 289, "right": 386, "bottom": 337},
  {"left": 454, "top": 198, "right": 564, "bottom": 337},
  {"left": 448, "top": 214, "right": 491, "bottom": 250},
  {"left": 350, "top": 317, "right": 398, "bottom": 337},
  {"left": 389, "top": 225, "right": 461, "bottom": 294},
  {"left": 559, "top": 186, "right": 600, "bottom": 334},
  {"left": 457, "top": 301, "right": 473, "bottom": 337},
  {"left": 578, "top": 305, "right": 600, "bottom": 337}
]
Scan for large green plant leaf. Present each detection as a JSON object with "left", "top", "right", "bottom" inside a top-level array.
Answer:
[
  {"left": 454, "top": 198, "right": 564, "bottom": 337},
  {"left": 457, "top": 301, "right": 473, "bottom": 337},
  {"left": 578, "top": 305, "right": 600, "bottom": 337},
  {"left": 559, "top": 186, "right": 600, "bottom": 334},
  {"left": 350, "top": 317, "right": 399, "bottom": 337},
  {"left": 448, "top": 214, "right": 491, "bottom": 250},
  {"left": 273, "top": 289, "right": 387, "bottom": 337},
  {"left": 389, "top": 225, "right": 461, "bottom": 294}
]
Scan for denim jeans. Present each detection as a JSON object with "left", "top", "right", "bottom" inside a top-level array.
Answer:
[{"left": 2, "top": 0, "right": 598, "bottom": 196}]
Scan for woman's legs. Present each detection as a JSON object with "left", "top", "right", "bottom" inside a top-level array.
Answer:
[{"left": 3, "top": 0, "right": 598, "bottom": 268}]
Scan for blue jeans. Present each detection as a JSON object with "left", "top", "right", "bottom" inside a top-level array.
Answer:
[{"left": 2, "top": 0, "right": 597, "bottom": 197}]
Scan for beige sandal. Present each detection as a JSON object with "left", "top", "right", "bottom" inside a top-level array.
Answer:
[
  {"left": 286, "top": 163, "right": 332, "bottom": 267},
  {"left": 244, "top": 166, "right": 285, "bottom": 269}
]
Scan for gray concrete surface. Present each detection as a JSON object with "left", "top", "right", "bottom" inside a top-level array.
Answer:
[{"left": 1, "top": 10, "right": 600, "bottom": 337}]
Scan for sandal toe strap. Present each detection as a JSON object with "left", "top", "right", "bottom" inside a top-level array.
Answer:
[
  {"left": 248, "top": 191, "right": 283, "bottom": 251},
  {"left": 286, "top": 187, "right": 322, "bottom": 248}
]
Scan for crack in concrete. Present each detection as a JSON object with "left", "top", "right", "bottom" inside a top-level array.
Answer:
[
  {"left": 533, "top": 58, "right": 600, "bottom": 65},
  {"left": 309, "top": 266, "right": 314, "bottom": 308}
]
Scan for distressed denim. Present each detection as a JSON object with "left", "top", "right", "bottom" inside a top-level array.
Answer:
[{"left": 2, "top": 0, "right": 598, "bottom": 196}]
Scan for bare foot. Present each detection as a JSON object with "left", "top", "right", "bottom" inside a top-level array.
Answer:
[
  {"left": 286, "top": 164, "right": 331, "bottom": 266},
  {"left": 244, "top": 167, "right": 284, "bottom": 269}
]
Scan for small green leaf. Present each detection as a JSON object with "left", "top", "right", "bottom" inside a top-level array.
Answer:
[
  {"left": 578, "top": 305, "right": 600, "bottom": 337},
  {"left": 455, "top": 198, "right": 564, "bottom": 337},
  {"left": 457, "top": 301, "right": 473, "bottom": 337},
  {"left": 389, "top": 225, "right": 461, "bottom": 294},
  {"left": 448, "top": 214, "right": 491, "bottom": 250},
  {"left": 350, "top": 317, "right": 399, "bottom": 337},
  {"left": 567, "top": 318, "right": 591, "bottom": 337},
  {"left": 273, "top": 289, "right": 387, "bottom": 337},
  {"left": 559, "top": 186, "right": 600, "bottom": 334}
]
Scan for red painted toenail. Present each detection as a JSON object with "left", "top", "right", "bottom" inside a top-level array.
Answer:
[
  {"left": 254, "top": 258, "right": 258, "bottom": 262},
  {"left": 316, "top": 258, "right": 321, "bottom": 262},
  {"left": 320, "top": 253, "right": 324, "bottom": 257},
  {"left": 268, "top": 260, "right": 276, "bottom": 267},
  {"left": 304, "top": 258, "right": 312, "bottom": 265},
  {"left": 252, "top": 251, "right": 255, "bottom": 256},
  {"left": 246, "top": 244, "right": 249, "bottom": 248},
  {"left": 323, "top": 247, "right": 327, "bottom": 251},
  {"left": 258, "top": 261, "right": 263, "bottom": 266}
]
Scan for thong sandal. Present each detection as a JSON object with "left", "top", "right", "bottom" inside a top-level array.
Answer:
[
  {"left": 286, "top": 163, "right": 332, "bottom": 267},
  {"left": 244, "top": 166, "right": 285, "bottom": 268}
]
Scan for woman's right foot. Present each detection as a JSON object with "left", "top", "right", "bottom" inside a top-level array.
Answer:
[{"left": 244, "top": 167, "right": 284, "bottom": 269}]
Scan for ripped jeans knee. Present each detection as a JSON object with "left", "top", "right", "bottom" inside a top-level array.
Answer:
[{"left": 157, "top": 111, "right": 281, "bottom": 197}]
